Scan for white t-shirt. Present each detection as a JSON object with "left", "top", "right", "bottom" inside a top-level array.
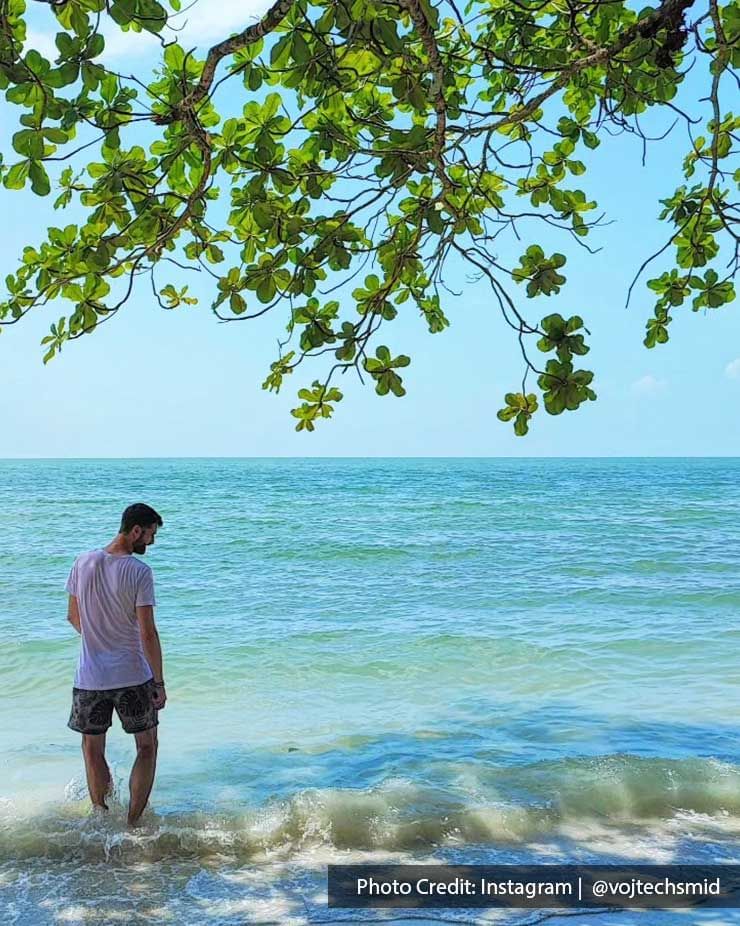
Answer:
[{"left": 66, "top": 549, "right": 156, "bottom": 690}]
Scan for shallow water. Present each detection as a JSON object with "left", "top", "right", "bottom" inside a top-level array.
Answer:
[{"left": 1, "top": 458, "right": 739, "bottom": 924}]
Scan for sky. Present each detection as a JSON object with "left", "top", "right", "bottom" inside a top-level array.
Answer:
[{"left": 1, "top": 1, "right": 738, "bottom": 457}]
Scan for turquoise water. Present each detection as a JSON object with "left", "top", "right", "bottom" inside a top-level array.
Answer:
[{"left": 1, "top": 458, "right": 739, "bottom": 925}]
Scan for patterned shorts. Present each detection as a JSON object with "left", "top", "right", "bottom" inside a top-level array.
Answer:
[{"left": 68, "top": 678, "right": 158, "bottom": 735}]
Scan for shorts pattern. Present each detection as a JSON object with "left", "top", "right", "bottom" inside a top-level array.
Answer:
[{"left": 68, "top": 678, "right": 158, "bottom": 735}]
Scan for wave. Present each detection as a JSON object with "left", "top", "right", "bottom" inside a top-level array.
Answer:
[{"left": 1, "top": 755, "right": 738, "bottom": 863}]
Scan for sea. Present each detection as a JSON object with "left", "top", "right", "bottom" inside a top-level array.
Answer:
[{"left": 1, "top": 458, "right": 738, "bottom": 925}]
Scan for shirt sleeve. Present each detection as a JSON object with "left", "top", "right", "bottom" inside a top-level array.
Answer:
[
  {"left": 135, "top": 567, "right": 156, "bottom": 607},
  {"left": 65, "top": 559, "right": 78, "bottom": 596}
]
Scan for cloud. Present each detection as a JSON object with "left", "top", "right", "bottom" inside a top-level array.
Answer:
[
  {"left": 161, "top": 0, "right": 270, "bottom": 48},
  {"left": 96, "top": 26, "right": 160, "bottom": 62},
  {"left": 24, "top": 28, "right": 58, "bottom": 61},
  {"left": 24, "top": 0, "right": 272, "bottom": 65},
  {"left": 630, "top": 374, "right": 667, "bottom": 397},
  {"left": 725, "top": 358, "right": 740, "bottom": 380}
]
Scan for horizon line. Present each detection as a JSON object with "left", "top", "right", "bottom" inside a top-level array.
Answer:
[{"left": 1, "top": 455, "right": 739, "bottom": 461}]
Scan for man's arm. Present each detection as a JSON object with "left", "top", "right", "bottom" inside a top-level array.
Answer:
[
  {"left": 136, "top": 605, "right": 166, "bottom": 709},
  {"left": 67, "top": 595, "right": 81, "bottom": 634}
]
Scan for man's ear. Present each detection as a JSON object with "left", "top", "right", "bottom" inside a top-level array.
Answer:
[{"left": 130, "top": 525, "right": 143, "bottom": 541}]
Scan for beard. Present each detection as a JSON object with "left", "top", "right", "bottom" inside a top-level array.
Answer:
[{"left": 133, "top": 542, "right": 146, "bottom": 554}]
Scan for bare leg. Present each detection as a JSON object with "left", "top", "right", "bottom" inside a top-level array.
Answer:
[
  {"left": 81, "top": 733, "right": 112, "bottom": 809},
  {"left": 127, "top": 727, "right": 158, "bottom": 826}
]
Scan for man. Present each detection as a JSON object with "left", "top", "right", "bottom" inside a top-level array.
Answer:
[{"left": 66, "top": 502, "right": 166, "bottom": 826}]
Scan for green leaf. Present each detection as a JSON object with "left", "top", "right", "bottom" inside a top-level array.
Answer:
[
  {"left": 271, "top": 34, "right": 291, "bottom": 66},
  {"left": 4, "top": 160, "right": 30, "bottom": 190},
  {"left": 85, "top": 32, "right": 105, "bottom": 58},
  {"left": 262, "top": 93, "right": 281, "bottom": 122},
  {"left": 376, "top": 19, "right": 402, "bottom": 52},
  {"left": 292, "top": 31, "right": 311, "bottom": 65},
  {"left": 164, "top": 43, "right": 185, "bottom": 70},
  {"left": 29, "top": 161, "right": 50, "bottom": 196},
  {"left": 136, "top": 0, "right": 168, "bottom": 33},
  {"left": 12, "top": 130, "right": 44, "bottom": 160},
  {"left": 43, "top": 128, "right": 69, "bottom": 144},
  {"left": 230, "top": 292, "right": 246, "bottom": 315},
  {"left": 256, "top": 278, "right": 275, "bottom": 303},
  {"left": 46, "top": 61, "right": 80, "bottom": 88},
  {"left": 514, "top": 412, "right": 529, "bottom": 436}
]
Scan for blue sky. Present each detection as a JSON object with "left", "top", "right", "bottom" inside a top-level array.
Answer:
[{"left": 1, "top": 2, "right": 738, "bottom": 457}]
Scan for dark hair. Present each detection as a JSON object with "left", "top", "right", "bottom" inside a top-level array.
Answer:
[{"left": 120, "top": 503, "right": 163, "bottom": 534}]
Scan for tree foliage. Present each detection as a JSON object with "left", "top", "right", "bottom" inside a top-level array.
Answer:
[{"left": 0, "top": 0, "right": 737, "bottom": 433}]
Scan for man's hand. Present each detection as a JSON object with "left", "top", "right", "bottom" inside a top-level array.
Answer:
[
  {"left": 152, "top": 684, "right": 167, "bottom": 711},
  {"left": 136, "top": 605, "right": 165, "bottom": 707}
]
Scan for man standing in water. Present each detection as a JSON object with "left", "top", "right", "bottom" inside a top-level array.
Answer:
[{"left": 66, "top": 503, "right": 166, "bottom": 826}]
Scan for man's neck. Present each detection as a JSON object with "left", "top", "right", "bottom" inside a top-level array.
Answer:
[{"left": 104, "top": 534, "right": 134, "bottom": 556}]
